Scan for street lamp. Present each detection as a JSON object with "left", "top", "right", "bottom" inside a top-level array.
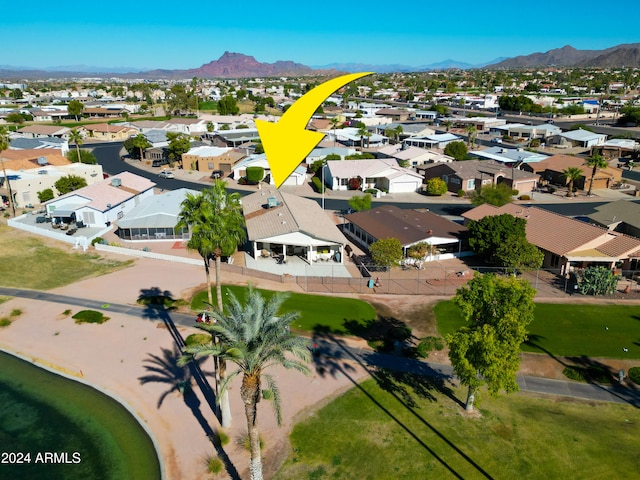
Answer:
[{"left": 322, "top": 160, "right": 326, "bottom": 210}]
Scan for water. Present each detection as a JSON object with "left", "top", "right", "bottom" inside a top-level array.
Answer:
[{"left": 0, "top": 350, "right": 161, "bottom": 480}]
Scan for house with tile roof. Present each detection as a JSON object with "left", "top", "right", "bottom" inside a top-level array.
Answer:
[
  {"left": 324, "top": 158, "right": 424, "bottom": 193},
  {"left": 469, "top": 146, "right": 549, "bottom": 165},
  {"left": 181, "top": 145, "right": 246, "bottom": 175},
  {"left": 521, "top": 154, "right": 622, "bottom": 191},
  {"left": 588, "top": 200, "right": 640, "bottom": 241},
  {"left": 242, "top": 189, "right": 346, "bottom": 264},
  {"left": 14, "top": 125, "right": 71, "bottom": 139},
  {"left": 422, "top": 159, "right": 539, "bottom": 194},
  {"left": 82, "top": 123, "right": 138, "bottom": 141},
  {"left": 44, "top": 171, "right": 155, "bottom": 228},
  {"left": 462, "top": 203, "right": 640, "bottom": 274},
  {"left": 344, "top": 205, "right": 468, "bottom": 262}
]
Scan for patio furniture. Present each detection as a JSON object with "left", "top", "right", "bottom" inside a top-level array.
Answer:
[{"left": 260, "top": 249, "right": 270, "bottom": 258}]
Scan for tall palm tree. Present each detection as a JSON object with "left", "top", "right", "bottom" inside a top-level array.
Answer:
[
  {"left": 329, "top": 117, "right": 340, "bottom": 147},
  {"left": 69, "top": 128, "right": 84, "bottom": 163},
  {"left": 442, "top": 120, "right": 453, "bottom": 132},
  {"left": 0, "top": 126, "right": 15, "bottom": 216},
  {"left": 561, "top": 166, "right": 583, "bottom": 197},
  {"left": 175, "top": 180, "right": 246, "bottom": 427},
  {"left": 584, "top": 153, "right": 609, "bottom": 196},
  {"left": 180, "top": 288, "right": 311, "bottom": 480},
  {"left": 464, "top": 124, "right": 477, "bottom": 147}
]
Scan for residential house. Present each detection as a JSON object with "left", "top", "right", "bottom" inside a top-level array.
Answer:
[
  {"left": 306, "top": 146, "right": 357, "bottom": 166},
  {"left": 344, "top": 205, "right": 468, "bottom": 262},
  {"left": 593, "top": 139, "right": 639, "bottom": 162},
  {"left": 82, "top": 123, "right": 138, "bottom": 141},
  {"left": 14, "top": 125, "right": 71, "bottom": 139},
  {"left": 44, "top": 172, "right": 155, "bottom": 228},
  {"left": 374, "top": 108, "right": 412, "bottom": 122},
  {"left": 422, "top": 159, "right": 539, "bottom": 194},
  {"left": 116, "top": 188, "right": 197, "bottom": 241},
  {"left": 462, "top": 203, "right": 640, "bottom": 274},
  {"left": 83, "top": 107, "right": 127, "bottom": 118},
  {"left": 162, "top": 118, "right": 209, "bottom": 135},
  {"left": 403, "top": 133, "right": 460, "bottom": 149},
  {"left": 521, "top": 154, "right": 622, "bottom": 191},
  {"left": 203, "top": 129, "right": 260, "bottom": 148},
  {"left": 470, "top": 146, "right": 550, "bottom": 165},
  {"left": 379, "top": 145, "right": 452, "bottom": 167},
  {"left": 491, "top": 123, "right": 561, "bottom": 142},
  {"left": 334, "top": 127, "right": 387, "bottom": 148},
  {"left": 181, "top": 145, "right": 245, "bottom": 175},
  {"left": 232, "top": 155, "right": 307, "bottom": 186},
  {"left": 10, "top": 137, "right": 69, "bottom": 155},
  {"left": 452, "top": 116, "right": 506, "bottom": 132},
  {"left": 29, "top": 109, "right": 69, "bottom": 122},
  {"left": 549, "top": 128, "right": 607, "bottom": 149},
  {"left": 324, "top": 158, "right": 424, "bottom": 193},
  {"left": 588, "top": 200, "right": 640, "bottom": 241},
  {"left": 0, "top": 149, "right": 103, "bottom": 207},
  {"left": 242, "top": 189, "right": 346, "bottom": 264}
]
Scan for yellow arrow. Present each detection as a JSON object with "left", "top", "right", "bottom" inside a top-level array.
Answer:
[{"left": 256, "top": 72, "right": 373, "bottom": 188}]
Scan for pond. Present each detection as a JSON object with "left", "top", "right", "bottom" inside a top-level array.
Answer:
[{"left": 0, "top": 350, "right": 161, "bottom": 480}]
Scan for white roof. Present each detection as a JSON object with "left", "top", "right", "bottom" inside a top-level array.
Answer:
[
  {"left": 117, "top": 188, "right": 200, "bottom": 228},
  {"left": 560, "top": 129, "right": 607, "bottom": 142},
  {"left": 186, "top": 145, "right": 233, "bottom": 157},
  {"left": 327, "top": 158, "right": 423, "bottom": 180}
]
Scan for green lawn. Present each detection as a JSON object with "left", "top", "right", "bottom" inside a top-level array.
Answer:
[
  {"left": 434, "top": 300, "right": 640, "bottom": 359},
  {"left": 190, "top": 285, "right": 376, "bottom": 334},
  {"left": 275, "top": 376, "right": 640, "bottom": 479},
  {"left": 0, "top": 225, "right": 132, "bottom": 290}
]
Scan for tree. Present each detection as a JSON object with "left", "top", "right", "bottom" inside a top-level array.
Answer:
[
  {"left": 348, "top": 193, "right": 372, "bottom": 212},
  {"left": 179, "top": 288, "right": 310, "bottom": 480},
  {"left": 494, "top": 235, "right": 543, "bottom": 272},
  {"left": 578, "top": 266, "right": 618, "bottom": 296},
  {"left": 130, "top": 134, "right": 151, "bottom": 161},
  {"left": 469, "top": 183, "right": 515, "bottom": 207},
  {"left": 357, "top": 125, "right": 370, "bottom": 149},
  {"left": 54, "top": 174, "right": 87, "bottom": 195},
  {"left": 561, "top": 166, "right": 583, "bottom": 197},
  {"left": 66, "top": 149, "right": 97, "bottom": 164},
  {"left": 444, "top": 141, "right": 468, "bottom": 161},
  {"left": 425, "top": 177, "right": 448, "bottom": 196},
  {"left": 0, "top": 126, "right": 16, "bottom": 216},
  {"left": 67, "top": 99, "right": 84, "bottom": 121},
  {"left": 218, "top": 96, "right": 239, "bottom": 115},
  {"left": 5, "top": 112, "right": 24, "bottom": 124},
  {"left": 166, "top": 132, "right": 191, "bottom": 166},
  {"left": 406, "top": 241, "right": 435, "bottom": 270},
  {"left": 447, "top": 274, "right": 535, "bottom": 412},
  {"left": 369, "top": 237, "right": 403, "bottom": 270},
  {"left": 467, "top": 213, "right": 527, "bottom": 261},
  {"left": 37, "top": 188, "right": 54, "bottom": 203},
  {"left": 175, "top": 181, "right": 246, "bottom": 427},
  {"left": 464, "top": 124, "right": 477, "bottom": 147},
  {"left": 584, "top": 153, "right": 609, "bottom": 196},
  {"left": 68, "top": 129, "right": 84, "bottom": 162}
]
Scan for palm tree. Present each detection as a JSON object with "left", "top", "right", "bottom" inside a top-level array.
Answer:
[
  {"left": 464, "top": 124, "right": 477, "bottom": 147},
  {"left": 584, "top": 153, "right": 609, "bottom": 196},
  {"left": 329, "top": 117, "right": 340, "bottom": 147},
  {"left": 561, "top": 166, "right": 583, "bottom": 197},
  {"left": 131, "top": 134, "right": 151, "bottom": 160},
  {"left": 357, "top": 125, "right": 368, "bottom": 149},
  {"left": 175, "top": 180, "right": 246, "bottom": 428},
  {"left": 0, "top": 126, "right": 15, "bottom": 216},
  {"left": 180, "top": 288, "right": 311, "bottom": 480},
  {"left": 69, "top": 128, "right": 84, "bottom": 163},
  {"left": 442, "top": 120, "right": 453, "bottom": 132}
]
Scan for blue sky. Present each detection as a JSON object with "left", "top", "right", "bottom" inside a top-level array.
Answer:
[{"left": 1, "top": 1, "right": 635, "bottom": 70}]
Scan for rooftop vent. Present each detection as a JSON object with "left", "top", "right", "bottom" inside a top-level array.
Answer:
[
  {"left": 110, "top": 178, "right": 122, "bottom": 187},
  {"left": 267, "top": 196, "right": 280, "bottom": 208},
  {"left": 38, "top": 170, "right": 48, "bottom": 175},
  {"left": 37, "top": 156, "right": 48, "bottom": 165}
]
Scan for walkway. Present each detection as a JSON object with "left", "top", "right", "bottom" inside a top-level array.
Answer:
[{"left": 1, "top": 286, "right": 638, "bottom": 408}]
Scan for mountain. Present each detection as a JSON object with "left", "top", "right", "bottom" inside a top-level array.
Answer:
[
  {"left": 180, "top": 51, "right": 317, "bottom": 78},
  {"left": 488, "top": 43, "right": 640, "bottom": 68},
  {"left": 312, "top": 62, "right": 415, "bottom": 73}
]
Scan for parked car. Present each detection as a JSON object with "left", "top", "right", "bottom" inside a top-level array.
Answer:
[
  {"left": 158, "top": 170, "right": 174, "bottom": 179},
  {"left": 210, "top": 170, "right": 223, "bottom": 179}
]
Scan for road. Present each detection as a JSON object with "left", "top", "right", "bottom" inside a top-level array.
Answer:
[{"left": 90, "top": 141, "right": 636, "bottom": 218}]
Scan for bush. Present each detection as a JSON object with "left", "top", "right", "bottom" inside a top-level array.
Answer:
[
  {"left": 37, "top": 188, "right": 54, "bottom": 203},
  {"left": 311, "top": 176, "right": 325, "bottom": 193},
  {"left": 547, "top": 185, "right": 557, "bottom": 193},
  {"left": 0, "top": 318, "right": 11, "bottom": 328},
  {"left": 91, "top": 237, "right": 106, "bottom": 246},
  {"left": 425, "top": 177, "right": 448, "bottom": 196},
  {"left": 457, "top": 189, "right": 466, "bottom": 197},
  {"left": 205, "top": 456, "right": 223, "bottom": 474},
  {"left": 628, "top": 366, "right": 640, "bottom": 384},
  {"left": 72, "top": 310, "right": 109, "bottom": 324},
  {"left": 246, "top": 166, "right": 264, "bottom": 184},
  {"left": 365, "top": 188, "right": 378, "bottom": 195},
  {"left": 519, "top": 194, "right": 531, "bottom": 201},
  {"left": 563, "top": 365, "right": 613, "bottom": 384},
  {"left": 415, "top": 336, "right": 445, "bottom": 358},
  {"left": 348, "top": 177, "right": 362, "bottom": 190}
]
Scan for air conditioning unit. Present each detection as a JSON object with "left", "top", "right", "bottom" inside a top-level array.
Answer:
[
  {"left": 37, "top": 156, "right": 48, "bottom": 165},
  {"left": 110, "top": 178, "right": 122, "bottom": 187}
]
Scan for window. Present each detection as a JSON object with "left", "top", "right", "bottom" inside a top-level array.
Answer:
[{"left": 467, "top": 179, "right": 475, "bottom": 190}]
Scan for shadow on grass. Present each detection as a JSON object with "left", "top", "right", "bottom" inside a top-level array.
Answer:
[
  {"left": 311, "top": 327, "right": 492, "bottom": 480},
  {"left": 138, "top": 286, "right": 240, "bottom": 480}
]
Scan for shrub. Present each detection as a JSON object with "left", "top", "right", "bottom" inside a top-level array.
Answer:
[
  {"left": 0, "top": 318, "right": 11, "bottom": 328},
  {"left": 237, "top": 433, "right": 263, "bottom": 451},
  {"left": 311, "top": 176, "right": 325, "bottom": 193},
  {"left": 205, "top": 456, "right": 223, "bottom": 474},
  {"left": 365, "top": 188, "right": 378, "bottom": 195},
  {"left": 91, "top": 237, "right": 105, "bottom": 246},
  {"left": 425, "top": 177, "right": 448, "bottom": 196},
  {"left": 245, "top": 166, "right": 264, "bottom": 184},
  {"left": 628, "top": 366, "right": 640, "bottom": 384},
  {"left": 519, "top": 194, "right": 531, "bottom": 200},
  {"left": 37, "top": 188, "right": 54, "bottom": 203},
  {"left": 348, "top": 177, "right": 362, "bottom": 190},
  {"left": 72, "top": 310, "right": 109, "bottom": 324},
  {"left": 563, "top": 365, "right": 613, "bottom": 384},
  {"left": 457, "top": 189, "right": 466, "bottom": 197},
  {"left": 415, "top": 336, "right": 445, "bottom": 358},
  {"left": 547, "top": 185, "right": 557, "bottom": 193}
]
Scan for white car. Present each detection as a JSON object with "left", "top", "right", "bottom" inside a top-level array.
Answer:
[{"left": 158, "top": 170, "right": 174, "bottom": 179}]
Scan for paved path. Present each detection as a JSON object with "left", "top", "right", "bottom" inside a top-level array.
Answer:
[{"left": 2, "top": 286, "right": 639, "bottom": 408}]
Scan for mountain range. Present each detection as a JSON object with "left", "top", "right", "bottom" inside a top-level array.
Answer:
[{"left": 0, "top": 44, "right": 638, "bottom": 79}]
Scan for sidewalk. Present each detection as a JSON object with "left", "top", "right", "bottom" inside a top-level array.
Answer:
[{"left": 1, "top": 285, "right": 638, "bottom": 407}]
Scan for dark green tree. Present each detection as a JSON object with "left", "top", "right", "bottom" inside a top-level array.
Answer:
[
  {"left": 67, "top": 99, "right": 84, "bottom": 121},
  {"left": 447, "top": 273, "right": 535, "bottom": 412},
  {"left": 469, "top": 183, "right": 515, "bottom": 207},
  {"left": 166, "top": 132, "right": 191, "bottom": 166},
  {"left": 444, "top": 141, "right": 468, "bottom": 160},
  {"left": 54, "top": 174, "right": 87, "bottom": 195},
  {"left": 584, "top": 153, "right": 609, "bottom": 196},
  {"left": 369, "top": 237, "right": 403, "bottom": 270},
  {"left": 348, "top": 193, "right": 372, "bottom": 212},
  {"left": 467, "top": 213, "right": 527, "bottom": 261},
  {"left": 218, "top": 96, "right": 239, "bottom": 115},
  {"left": 37, "top": 188, "right": 54, "bottom": 203},
  {"left": 130, "top": 134, "right": 151, "bottom": 160},
  {"left": 66, "top": 149, "right": 97, "bottom": 164}
]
